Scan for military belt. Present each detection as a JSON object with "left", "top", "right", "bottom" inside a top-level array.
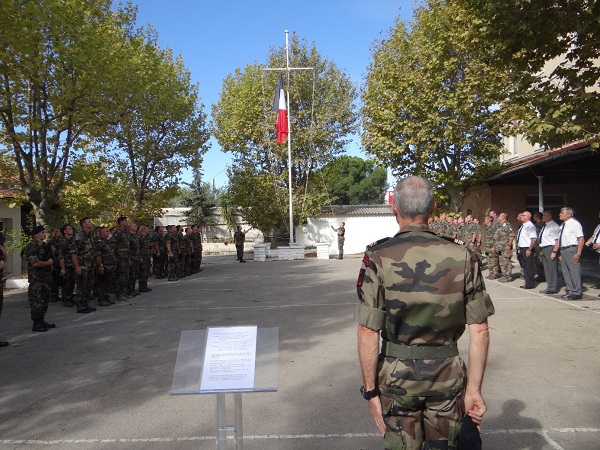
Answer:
[{"left": 382, "top": 341, "right": 458, "bottom": 360}]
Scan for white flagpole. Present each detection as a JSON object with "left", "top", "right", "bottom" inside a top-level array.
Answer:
[
  {"left": 262, "top": 31, "right": 313, "bottom": 247},
  {"left": 285, "top": 30, "right": 294, "bottom": 245}
]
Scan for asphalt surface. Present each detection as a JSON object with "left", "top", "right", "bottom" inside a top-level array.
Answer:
[{"left": 0, "top": 253, "right": 599, "bottom": 449}]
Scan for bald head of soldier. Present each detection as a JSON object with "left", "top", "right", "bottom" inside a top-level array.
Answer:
[{"left": 393, "top": 176, "right": 435, "bottom": 225}]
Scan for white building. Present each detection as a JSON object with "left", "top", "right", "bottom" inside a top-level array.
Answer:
[{"left": 295, "top": 205, "right": 398, "bottom": 256}]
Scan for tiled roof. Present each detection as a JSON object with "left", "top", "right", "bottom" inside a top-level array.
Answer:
[{"left": 320, "top": 204, "right": 393, "bottom": 216}]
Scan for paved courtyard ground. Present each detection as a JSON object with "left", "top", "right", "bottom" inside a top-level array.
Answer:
[{"left": 0, "top": 253, "right": 599, "bottom": 449}]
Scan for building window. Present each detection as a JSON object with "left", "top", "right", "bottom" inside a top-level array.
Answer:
[{"left": 525, "top": 195, "right": 565, "bottom": 212}]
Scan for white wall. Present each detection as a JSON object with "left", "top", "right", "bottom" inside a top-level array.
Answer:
[
  {"left": 296, "top": 214, "right": 399, "bottom": 256},
  {"left": 0, "top": 201, "right": 22, "bottom": 277}
]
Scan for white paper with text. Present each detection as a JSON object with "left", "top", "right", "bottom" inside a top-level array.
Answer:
[{"left": 200, "top": 326, "right": 257, "bottom": 391}]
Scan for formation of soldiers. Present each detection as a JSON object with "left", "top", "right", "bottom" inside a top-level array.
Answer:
[
  {"left": 428, "top": 211, "right": 518, "bottom": 282},
  {"left": 23, "top": 217, "right": 203, "bottom": 332}
]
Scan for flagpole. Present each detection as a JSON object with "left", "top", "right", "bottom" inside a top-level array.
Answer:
[
  {"left": 263, "top": 31, "right": 314, "bottom": 247},
  {"left": 285, "top": 30, "right": 294, "bottom": 246}
]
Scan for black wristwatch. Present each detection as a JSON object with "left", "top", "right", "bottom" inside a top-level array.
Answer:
[{"left": 360, "top": 385, "right": 380, "bottom": 400}]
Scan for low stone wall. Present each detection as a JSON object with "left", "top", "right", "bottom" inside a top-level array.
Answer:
[{"left": 276, "top": 245, "right": 305, "bottom": 261}]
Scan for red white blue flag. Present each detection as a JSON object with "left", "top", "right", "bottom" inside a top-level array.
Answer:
[{"left": 272, "top": 74, "right": 288, "bottom": 144}]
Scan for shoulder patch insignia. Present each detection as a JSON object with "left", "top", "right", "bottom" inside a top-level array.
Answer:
[
  {"left": 440, "top": 236, "right": 465, "bottom": 245},
  {"left": 366, "top": 237, "right": 390, "bottom": 250}
]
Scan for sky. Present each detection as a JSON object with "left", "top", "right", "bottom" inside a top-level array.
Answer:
[{"left": 133, "top": 0, "right": 416, "bottom": 188}]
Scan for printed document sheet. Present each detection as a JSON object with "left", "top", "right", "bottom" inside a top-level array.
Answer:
[{"left": 200, "top": 326, "right": 257, "bottom": 391}]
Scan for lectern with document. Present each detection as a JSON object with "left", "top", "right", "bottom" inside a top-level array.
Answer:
[{"left": 171, "top": 327, "right": 278, "bottom": 450}]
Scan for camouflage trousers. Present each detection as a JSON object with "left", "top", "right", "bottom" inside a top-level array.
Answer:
[
  {"left": 153, "top": 253, "right": 165, "bottom": 277},
  {"left": 236, "top": 244, "right": 244, "bottom": 261},
  {"left": 338, "top": 237, "right": 344, "bottom": 258},
  {"left": 75, "top": 269, "right": 94, "bottom": 309},
  {"left": 184, "top": 252, "right": 192, "bottom": 276},
  {"left": 381, "top": 392, "right": 462, "bottom": 450},
  {"left": 96, "top": 269, "right": 115, "bottom": 301},
  {"left": 177, "top": 253, "right": 185, "bottom": 277},
  {"left": 168, "top": 254, "right": 178, "bottom": 280},
  {"left": 28, "top": 280, "right": 50, "bottom": 320},
  {"left": 51, "top": 267, "right": 62, "bottom": 302},
  {"left": 139, "top": 256, "right": 150, "bottom": 289},
  {"left": 62, "top": 268, "right": 76, "bottom": 304},
  {"left": 116, "top": 258, "right": 130, "bottom": 296},
  {"left": 487, "top": 249, "right": 499, "bottom": 276},
  {"left": 499, "top": 250, "right": 513, "bottom": 277},
  {"left": 128, "top": 260, "right": 139, "bottom": 294}
]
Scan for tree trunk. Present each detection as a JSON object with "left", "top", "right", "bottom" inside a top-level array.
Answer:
[{"left": 445, "top": 184, "right": 465, "bottom": 213}]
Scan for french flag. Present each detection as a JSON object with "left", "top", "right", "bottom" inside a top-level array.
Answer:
[{"left": 272, "top": 74, "right": 289, "bottom": 144}]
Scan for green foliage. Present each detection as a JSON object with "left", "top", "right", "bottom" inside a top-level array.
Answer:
[
  {"left": 181, "top": 182, "right": 220, "bottom": 227},
  {"left": 0, "top": 0, "right": 138, "bottom": 225},
  {"left": 101, "top": 31, "right": 211, "bottom": 213},
  {"left": 452, "top": 0, "right": 600, "bottom": 149},
  {"left": 361, "top": 0, "right": 507, "bottom": 211},
  {"left": 317, "top": 156, "right": 387, "bottom": 205},
  {"left": 212, "top": 33, "right": 358, "bottom": 230},
  {"left": 2, "top": 228, "right": 32, "bottom": 256}
]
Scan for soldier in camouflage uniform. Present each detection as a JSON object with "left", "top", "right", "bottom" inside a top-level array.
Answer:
[
  {"left": 70, "top": 218, "right": 97, "bottom": 314},
  {"left": 110, "top": 217, "right": 131, "bottom": 301},
  {"left": 138, "top": 226, "right": 152, "bottom": 292},
  {"left": 331, "top": 222, "right": 345, "bottom": 259},
  {"left": 471, "top": 218, "right": 483, "bottom": 260},
  {"left": 49, "top": 228, "right": 63, "bottom": 303},
  {"left": 486, "top": 211, "right": 501, "bottom": 279},
  {"left": 94, "top": 226, "right": 117, "bottom": 305},
  {"left": 58, "top": 224, "right": 76, "bottom": 307},
  {"left": 127, "top": 222, "right": 141, "bottom": 296},
  {"left": 492, "top": 213, "right": 515, "bottom": 282},
  {"left": 25, "top": 226, "right": 57, "bottom": 331},
  {"left": 184, "top": 227, "right": 194, "bottom": 276},
  {"left": 165, "top": 225, "right": 179, "bottom": 282},
  {"left": 356, "top": 176, "right": 494, "bottom": 450},
  {"left": 175, "top": 225, "right": 185, "bottom": 277},
  {"left": 192, "top": 224, "right": 203, "bottom": 273},
  {"left": 151, "top": 226, "right": 166, "bottom": 279},
  {"left": 233, "top": 225, "right": 250, "bottom": 263}
]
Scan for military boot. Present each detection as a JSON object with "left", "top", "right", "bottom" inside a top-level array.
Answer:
[
  {"left": 32, "top": 320, "right": 48, "bottom": 332},
  {"left": 98, "top": 299, "right": 111, "bottom": 306},
  {"left": 41, "top": 316, "right": 56, "bottom": 328}
]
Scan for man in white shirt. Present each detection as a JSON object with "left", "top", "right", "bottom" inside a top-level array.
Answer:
[
  {"left": 538, "top": 211, "right": 561, "bottom": 294},
  {"left": 516, "top": 211, "right": 538, "bottom": 289},
  {"left": 552, "top": 207, "right": 585, "bottom": 300}
]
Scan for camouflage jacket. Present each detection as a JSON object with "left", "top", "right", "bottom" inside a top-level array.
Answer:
[
  {"left": 484, "top": 224, "right": 495, "bottom": 250},
  {"left": 138, "top": 234, "right": 152, "bottom": 258},
  {"left": 150, "top": 231, "right": 165, "bottom": 254},
  {"left": 233, "top": 231, "right": 245, "bottom": 245},
  {"left": 190, "top": 232, "right": 202, "bottom": 252},
  {"left": 129, "top": 232, "right": 140, "bottom": 259},
  {"left": 58, "top": 238, "right": 74, "bottom": 269},
  {"left": 95, "top": 237, "right": 117, "bottom": 271},
  {"left": 110, "top": 227, "right": 130, "bottom": 259},
  {"left": 354, "top": 223, "right": 494, "bottom": 396},
  {"left": 493, "top": 221, "right": 515, "bottom": 249},
  {"left": 26, "top": 241, "right": 53, "bottom": 283},
  {"left": 70, "top": 230, "right": 96, "bottom": 270},
  {"left": 165, "top": 231, "right": 179, "bottom": 254}
]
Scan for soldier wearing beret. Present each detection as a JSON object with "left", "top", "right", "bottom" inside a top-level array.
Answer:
[
  {"left": 356, "top": 176, "right": 494, "bottom": 449},
  {"left": 25, "top": 226, "right": 57, "bottom": 331}
]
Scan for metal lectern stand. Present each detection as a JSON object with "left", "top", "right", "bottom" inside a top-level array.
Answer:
[{"left": 170, "top": 328, "right": 279, "bottom": 450}]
